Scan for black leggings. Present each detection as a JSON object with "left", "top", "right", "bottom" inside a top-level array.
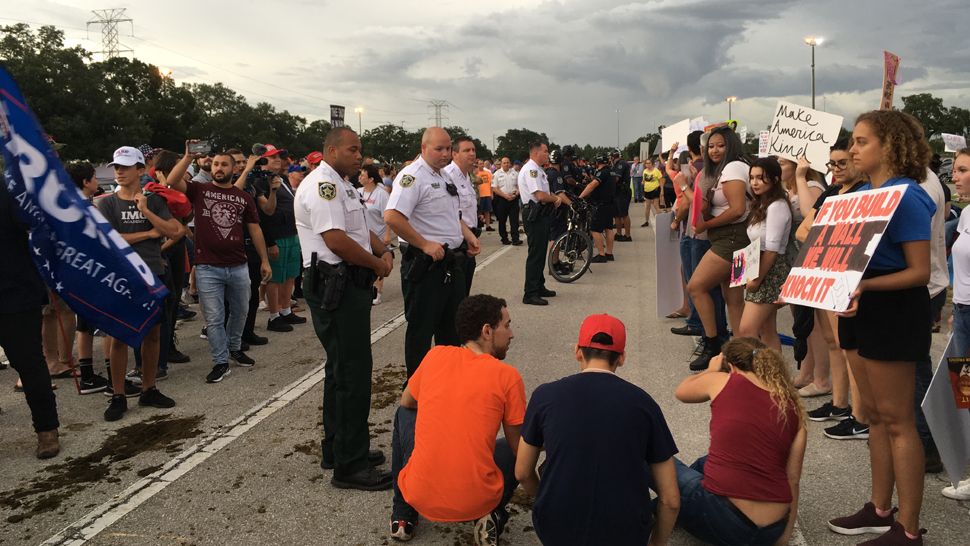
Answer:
[{"left": 0, "top": 308, "right": 59, "bottom": 432}]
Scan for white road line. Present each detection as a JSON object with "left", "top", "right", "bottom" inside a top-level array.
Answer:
[{"left": 41, "top": 245, "right": 514, "bottom": 546}]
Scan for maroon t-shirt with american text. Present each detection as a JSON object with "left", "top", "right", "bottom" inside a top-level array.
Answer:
[{"left": 186, "top": 181, "right": 259, "bottom": 266}]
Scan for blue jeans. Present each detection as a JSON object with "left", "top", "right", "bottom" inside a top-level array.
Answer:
[
  {"left": 954, "top": 303, "right": 970, "bottom": 357},
  {"left": 196, "top": 264, "right": 250, "bottom": 365},
  {"left": 680, "top": 236, "right": 728, "bottom": 336},
  {"left": 633, "top": 177, "right": 644, "bottom": 201},
  {"left": 675, "top": 457, "right": 787, "bottom": 546},
  {"left": 391, "top": 406, "right": 517, "bottom": 532}
]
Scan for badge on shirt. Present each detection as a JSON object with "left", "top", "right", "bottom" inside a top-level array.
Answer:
[
  {"left": 530, "top": 170, "right": 538, "bottom": 178},
  {"left": 400, "top": 174, "right": 415, "bottom": 188},
  {"left": 318, "top": 182, "right": 337, "bottom": 200},
  {"left": 431, "top": 182, "right": 440, "bottom": 189},
  {"left": 345, "top": 189, "right": 355, "bottom": 198}
]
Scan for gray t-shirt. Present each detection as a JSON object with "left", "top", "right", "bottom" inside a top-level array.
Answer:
[{"left": 96, "top": 192, "right": 172, "bottom": 275}]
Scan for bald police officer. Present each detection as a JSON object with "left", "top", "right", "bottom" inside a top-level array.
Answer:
[
  {"left": 385, "top": 128, "right": 481, "bottom": 377},
  {"left": 295, "top": 127, "right": 394, "bottom": 491},
  {"left": 443, "top": 135, "right": 480, "bottom": 295},
  {"left": 518, "top": 141, "right": 561, "bottom": 306}
]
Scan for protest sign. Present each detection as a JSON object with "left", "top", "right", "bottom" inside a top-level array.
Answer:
[
  {"left": 779, "top": 185, "right": 906, "bottom": 311},
  {"left": 948, "top": 357, "right": 970, "bottom": 409},
  {"left": 640, "top": 141, "right": 651, "bottom": 161},
  {"left": 0, "top": 67, "right": 168, "bottom": 348},
  {"left": 330, "top": 104, "right": 345, "bottom": 127},
  {"left": 662, "top": 118, "right": 690, "bottom": 155},
  {"left": 737, "top": 125, "right": 748, "bottom": 143},
  {"left": 655, "top": 211, "right": 683, "bottom": 318},
  {"left": 768, "top": 101, "right": 844, "bottom": 172},
  {"left": 922, "top": 335, "right": 970, "bottom": 487},
  {"left": 880, "top": 51, "right": 901, "bottom": 110},
  {"left": 942, "top": 133, "right": 968, "bottom": 153},
  {"left": 729, "top": 239, "right": 760, "bottom": 288},
  {"left": 689, "top": 117, "right": 709, "bottom": 132},
  {"left": 758, "top": 130, "right": 770, "bottom": 158}
]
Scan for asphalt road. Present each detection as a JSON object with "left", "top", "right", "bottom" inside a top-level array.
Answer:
[{"left": 1, "top": 216, "right": 966, "bottom": 545}]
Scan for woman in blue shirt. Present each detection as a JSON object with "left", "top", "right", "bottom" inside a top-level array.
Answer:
[{"left": 827, "top": 111, "right": 935, "bottom": 545}]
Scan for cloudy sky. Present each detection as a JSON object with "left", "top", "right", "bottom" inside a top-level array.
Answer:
[{"left": 5, "top": 0, "right": 970, "bottom": 148}]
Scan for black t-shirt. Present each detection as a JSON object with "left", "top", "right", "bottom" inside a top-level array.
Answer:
[
  {"left": 96, "top": 192, "right": 172, "bottom": 275},
  {"left": 812, "top": 180, "right": 865, "bottom": 214},
  {"left": 546, "top": 167, "right": 563, "bottom": 194},
  {"left": 521, "top": 373, "right": 678, "bottom": 546},
  {"left": 560, "top": 160, "right": 583, "bottom": 191},
  {"left": 257, "top": 177, "right": 297, "bottom": 243},
  {"left": 590, "top": 166, "right": 616, "bottom": 203},
  {"left": 0, "top": 184, "right": 47, "bottom": 314},
  {"left": 612, "top": 161, "right": 632, "bottom": 195}
]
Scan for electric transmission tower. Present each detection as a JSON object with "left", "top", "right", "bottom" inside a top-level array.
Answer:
[
  {"left": 87, "top": 8, "right": 134, "bottom": 59},
  {"left": 428, "top": 99, "right": 450, "bottom": 127}
]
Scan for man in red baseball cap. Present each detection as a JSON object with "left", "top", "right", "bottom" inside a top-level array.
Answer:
[
  {"left": 306, "top": 151, "right": 323, "bottom": 169},
  {"left": 515, "top": 313, "right": 680, "bottom": 546}
]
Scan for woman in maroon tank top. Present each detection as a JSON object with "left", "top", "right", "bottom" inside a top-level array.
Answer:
[{"left": 673, "top": 337, "right": 808, "bottom": 546}]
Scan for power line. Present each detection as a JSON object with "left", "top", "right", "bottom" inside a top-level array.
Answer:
[
  {"left": 428, "top": 99, "right": 449, "bottom": 127},
  {"left": 86, "top": 8, "right": 133, "bottom": 59}
]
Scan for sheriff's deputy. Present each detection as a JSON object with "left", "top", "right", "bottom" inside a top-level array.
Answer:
[
  {"left": 518, "top": 141, "right": 561, "bottom": 306},
  {"left": 385, "top": 127, "right": 481, "bottom": 378},
  {"left": 294, "top": 127, "right": 394, "bottom": 491},
  {"left": 443, "top": 135, "right": 480, "bottom": 295}
]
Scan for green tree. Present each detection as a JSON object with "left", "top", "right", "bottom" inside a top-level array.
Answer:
[
  {"left": 443, "top": 125, "right": 493, "bottom": 160},
  {"left": 495, "top": 128, "right": 550, "bottom": 162},
  {"left": 361, "top": 123, "right": 418, "bottom": 163},
  {"left": 623, "top": 133, "right": 660, "bottom": 160}
]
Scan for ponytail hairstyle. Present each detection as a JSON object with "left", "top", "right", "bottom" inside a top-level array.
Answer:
[
  {"left": 720, "top": 337, "right": 805, "bottom": 427},
  {"left": 747, "top": 157, "right": 791, "bottom": 226}
]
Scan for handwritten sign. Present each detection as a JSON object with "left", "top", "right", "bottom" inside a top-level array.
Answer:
[
  {"left": 768, "top": 101, "right": 844, "bottom": 172},
  {"left": 880, "top": 51, "right": 901, "bottom": 110},
  {"left": 662, "top": 118, "right": 690, "bottom": 155},
  {"left": 943, "top": 133, "right": 968, "bottom": 153},
  {"left": 779, "top": 185, "right": 906, "bottom": 311},
  {"left": 730, "top": 239, "right": 760, "bottom": 288},
  {"left": 690, "top": 117, "right": 709, "bottom": 132},
  {"left": 758, "top": 130, "right": 770, "bottom": 158}
]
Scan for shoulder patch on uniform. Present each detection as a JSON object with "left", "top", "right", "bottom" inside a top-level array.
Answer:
[
  {"left": 318, "top": 182, "right": 337, "bottom": 200},
  {"left": 530, "top": 169, "right": 538, "bottom": 178},
  {"left": 399, "top": 174, "right": 415, "bottom": 188}
]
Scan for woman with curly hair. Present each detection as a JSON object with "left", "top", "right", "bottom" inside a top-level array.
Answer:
[
  {"left": 673, "top": 337, "right": 807, "bottom": 546},
  {"left": 827, "top": 110, "right": 935, "bottom": 545},
  {"left": 737, "top": 157, "right": 796, "bottom": 352}
]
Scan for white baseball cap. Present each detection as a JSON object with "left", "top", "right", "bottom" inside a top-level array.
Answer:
[{"left": 108, "top": 146, "right": 146, "bottom": 167}]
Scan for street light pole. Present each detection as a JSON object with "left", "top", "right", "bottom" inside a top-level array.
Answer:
[
  {"left": 804, "top": 36, "right": 823, "bottom": 109},
  {"left": 615, "top": 109, "right": 620, "bottom": 149},
  {"left": 354, "top": 107, "right": 364, "bottom": 133},
  {"left": 726, "top": 96, "right": 737, "bottom": 119}
]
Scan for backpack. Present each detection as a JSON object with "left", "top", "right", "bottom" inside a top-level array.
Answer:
[{"left": 143, "top": 181, "right": 192, "bottom": 219}]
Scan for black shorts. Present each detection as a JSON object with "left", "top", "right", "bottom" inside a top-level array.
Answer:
[
  {"left": 614, "top": 192, "right": 631, "bottom": 217},
  {"left": 591, "top": 201, "right": 616, "bottom": 232},
  {"left": 838, "top": 270, "right": 931, "bottom": 361},
  {"left": 662, "top": 186, "right": 676, "bottom": 207},
  {"left": 644, "top": 188, "right": 661, "bottom": 199},
  {"left": 76, "top": 314, "right": 94, "bottom": 334}
]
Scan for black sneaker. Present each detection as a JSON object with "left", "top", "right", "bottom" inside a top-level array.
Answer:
[
  {"left": 104, "top": 395, "right": 128, "bottom": 422},
  {"left": 280, "top": 312, "right": 307, "bottom": 324},
  {"left": 689, "top": 337, "right": 721, "bottom": 372},
  {"left": 230, "top": 350, "right": 255, "bottom": 367},
  {"left": 168, "top": 348, "right": 190, "bottom": 364},
  {"left": 590, "top": 254, "right": 608, "bottom": 263},
  {"left": 139, "top": 387, "right": 176, "bottom": 408},
  {"left": 206, "top": 363, "right": 231, "bottom": 383},
  {"left": 500, "top": 239, "right": 511, "bottom": 245},
  {"left": 670, "top": 325, "right": 702, "bottom": 336},
  {"left": 606, "top": 253, "right": 615, "bottom": 261},
  {"left": 200, "top": 327, "right": 208, "bottom": 339},
  {"left": 331, "top": 467, "right": 393, "bottom": 491},
  {"left": 267, "top": 316, "right": 294, "bottom": 332},
  {"left": 808, "top": 402, "right": 852, "bottom": 422},
  {"left": 176, "top": 306, "right": 197, "bottom": 321},
  {"left": 389, "top": 519, "right": 416, "bottom": 542},
  {"left": 79, "top": 374, "right": 110, "bottom": 395},
  {"left": 321, "top": 449, "right": 386, "bottom": 470},
  {"left": 242, "top": 333, "right": 269, "bottom": 346},
  {"left": 155, "top": 368, "right": 169, "bottom": 381},
  {"left": 104, "top": 379, "right": 142, "bottom": 398},
  {"left": 473, "top": 512, "right": 499, "bottom": 546},
  {"left": 240, "top": 341, "right": 250, "bottom": 352},
  {"left": 824, "top": 416, "right": 870, "bottom": 440}
]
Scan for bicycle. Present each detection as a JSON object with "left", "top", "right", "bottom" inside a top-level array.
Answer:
[{"left": 547, "top": 196, "right": 596, "bottom": 283}]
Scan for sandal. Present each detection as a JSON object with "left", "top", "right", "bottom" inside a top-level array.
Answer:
[
  {"left": 797, "top": 383, "right": 832, "bottom": 398},
  {"left": 665, "top": 311, "right": 687, "bottom": 319}
]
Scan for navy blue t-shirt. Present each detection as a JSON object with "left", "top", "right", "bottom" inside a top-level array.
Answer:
[
  {"left": 521, "top": 372, "right": 678, "bottom": 546},
  {"left": 857, "top": 177, "right": 935, "bottom": 271}
]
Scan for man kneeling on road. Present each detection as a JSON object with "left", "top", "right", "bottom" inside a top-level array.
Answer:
[
  {"left": 389, "top": 294, "right": 525, "bottom": 546},
  {"left": 515, "top": 314, "right": 680, "bottom": 546}
]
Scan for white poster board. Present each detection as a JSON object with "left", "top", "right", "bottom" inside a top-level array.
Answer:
[
  {"left": 640, "top": 141, "right": 651, "bottom": 161},
  {"left": 922, "top": 335, "right": 970, "bottom": 487},
  {"left": 758, "top": 130, "right": 770, "bottom": 157},
  {"left": 689, "top": 117, "right": 709, "bottom": 132},
  {"left": 737, "top": 125, "right": 749, "bottom": 143},
  {"left": 943, "top": 133, "right": 968, "bottom": 153},
  {"left": 729, "top": 239, "right": 760, "bottom": 288},
  {"left": 767, "top": 101, "right": 844, "bottom": 172},
  {"left": 654, "top": 211, "right": 683, "bottom": 318},
  {"left": 662, "top": 119, "right": 690, "bottom": 156}
]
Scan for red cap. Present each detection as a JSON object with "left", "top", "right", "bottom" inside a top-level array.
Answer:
[
  {"left": 577, "top": 314, "right": 626, "bottom": 353},
  {"left": 306, "top": 151, "right": 323, "bottom": 165},
  {"left": 261, "top": 144, "right": 284, "bottom": 158}
]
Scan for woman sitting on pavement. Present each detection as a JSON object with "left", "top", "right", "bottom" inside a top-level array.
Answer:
[
  {"left": 674, "top": 337, "right": 807, "bottom": 546},
  {"left": 737, "top": 157, "right": 795, "bottom": 352}
]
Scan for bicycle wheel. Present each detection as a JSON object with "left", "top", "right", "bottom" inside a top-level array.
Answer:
[{"left": 548, "top": 230, "right": 593, "bottom": 283}]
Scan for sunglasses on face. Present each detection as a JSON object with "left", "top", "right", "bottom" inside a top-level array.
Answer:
[
  {"left": 826, "top": 159, "right": 850, "bottom": 170},
  {"left": 445, "top": 181, "right": 458, "bottom": 197}
]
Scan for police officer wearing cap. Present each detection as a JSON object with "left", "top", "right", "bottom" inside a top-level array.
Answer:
[
  {"left": 295, "top": 127, "right": 395, "bottom": 491},
  {"left": 518, "top": 141, "right": 561, "bottom": 306},
  {"left": 443, "top": 135, "right": 479, "bottom": 296},
  {"left": 579, "top": 155, "right": 617, "bottom": 263},
  {"left": 385, "top": 127, "right": 482, "bottom": 378}
]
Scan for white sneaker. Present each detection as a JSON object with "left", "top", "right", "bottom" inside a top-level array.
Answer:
[
  {"left": 372, "top": 292, "right": 382, "bottom": 306},
  {"left": 942, "top": 479, "right": 970, "bottom": 500},
  {"left": 125, "top": 369, "right": 143, "bottom": 386},
  {"left": 258, "top": 300, "right": 267, "bottom": 311}
]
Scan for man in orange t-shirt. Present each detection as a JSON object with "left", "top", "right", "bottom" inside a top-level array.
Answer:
[
  {"left": 476, "top": 160, "right": 494, "bottom": 230},
  {"left": 389, "top": 294, "right": 525, "bottom": 545}
]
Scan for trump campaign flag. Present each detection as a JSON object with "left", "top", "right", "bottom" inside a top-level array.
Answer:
[{"left": 0, "top": 66, "right": 167, "bottom": 347}]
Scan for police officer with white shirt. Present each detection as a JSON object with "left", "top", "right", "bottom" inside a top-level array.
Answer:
[
  {"left": 491, "top": 157, "right": 522, "bottom": 245},
  {"left": 294, "top": 127, "right": 394, "bottom": 492},
  {"left": 443, "top": 135, "right": 480, "bottom": 295},
  {"left": 518, "top": 141, "right": 561, "bottom": 306},
  {"left": 385, "top": 127, "right": 482, "bottom": 377}
]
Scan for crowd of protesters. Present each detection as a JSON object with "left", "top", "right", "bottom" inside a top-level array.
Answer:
[{"left": 1, "top": 106, "right": 968, "bottom": 546}]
